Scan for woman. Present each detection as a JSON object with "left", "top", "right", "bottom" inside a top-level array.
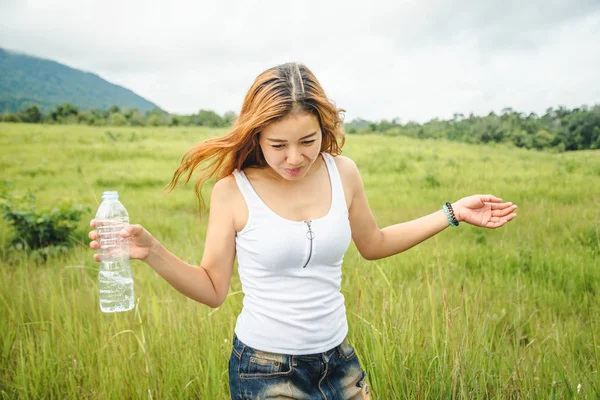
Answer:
[{"left": 89, "top": 63, "right": 517, "bottom": 399}]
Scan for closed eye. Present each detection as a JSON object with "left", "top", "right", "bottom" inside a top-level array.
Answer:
[{"left": 271, "top": 140, "right": 316, "bottom": 149}]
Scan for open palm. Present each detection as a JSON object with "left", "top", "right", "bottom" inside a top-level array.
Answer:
[{"left": 454, "top": 195, "right": 518, "bottom": 229}]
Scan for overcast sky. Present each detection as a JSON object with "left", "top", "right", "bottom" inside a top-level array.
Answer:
[{"left": 1, "top": 0, "right": 599, "bottom": 122}]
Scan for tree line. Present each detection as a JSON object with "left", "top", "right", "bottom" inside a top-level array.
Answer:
[
  {"left": 2, "top": 103, "right": 600, "bottom": 151},
  {"left": 345, "top": 105, "right": 600, "bottom": 151},
  {"left": 1, "top": 104, "right": 236, "bottom": 128}
]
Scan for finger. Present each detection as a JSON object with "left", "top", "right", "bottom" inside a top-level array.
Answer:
[
  {"left": 120, "top": 226, "right": 131, "bottom": 238},
  {"left": 88, "top": 230, "right": 98, "bottom": 240},
  {"left": 493, "top": 205, "right": 518, "bottom": 216},
  {"left": 90, "top": 240, "right": 100, "bottom": 250},
  {"left": 501, "top": 213, "right": 517, "bottom": 222},
  {"left": 481, "top": 194, "right": 503, "bottom": 203},
  {"left": 90, "top": 219, "right": 96, "bottom": 228},
  {"left": 488, "top": 220, "right": 505, "bottom": 229},
  {"left": 94, "top": 254, "right": 101, "bottom": 263},
  {"left": 122, "top": 224, "right": 142, "bottom": 238},
  {"left": 490, "top": 202, "right": 513, "bottom": 210},
  {"left": 487, "top": 216, "right": 503, "bottom": 226},
  {"left": 487, "top": 213, "right": 517, "bottom": 228}
]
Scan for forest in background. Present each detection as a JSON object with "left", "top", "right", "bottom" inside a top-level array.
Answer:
[{"left": 2, "top": 102, "right": 599, "bottom": 152}]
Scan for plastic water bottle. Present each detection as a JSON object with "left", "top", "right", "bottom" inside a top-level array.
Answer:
[{"left": 95, "top": 191, "right": 134, "bottom": 313}]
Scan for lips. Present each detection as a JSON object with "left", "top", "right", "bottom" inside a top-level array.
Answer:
[{"left": 285, "top": 167, "right": 303, "bottom": 176}]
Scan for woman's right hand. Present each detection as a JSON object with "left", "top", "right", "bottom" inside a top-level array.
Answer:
[{"left": 89, "top": 219, "right": 157, "bottom": 262}]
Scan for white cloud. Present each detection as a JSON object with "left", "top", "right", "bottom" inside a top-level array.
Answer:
[{"left": 1, "top": 0, "right": 599, "bottom": 121}]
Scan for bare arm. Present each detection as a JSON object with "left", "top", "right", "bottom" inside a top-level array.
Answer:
[
  {"left": 143, "top": 177, "right": 237, "bottom": 307},
  {"left": 90, "top": 176, "right": 237, "bottom": 308},
  {"left": 353, "top": 209, "right": 453, "bottom": 260},
  {"left": 143, "top": 243, "right": 226, "bottom": 308},
  {"left": 340, "top": 157, "right": 517, "bottom": 260}
]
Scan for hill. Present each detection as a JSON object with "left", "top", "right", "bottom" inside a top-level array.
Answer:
[{"left": 0, "top": 48, "right": 162, "bottom": 113}]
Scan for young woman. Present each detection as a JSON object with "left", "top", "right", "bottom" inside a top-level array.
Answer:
[{"left": 89, "top": 63, "right": 517, "bottom": 399}]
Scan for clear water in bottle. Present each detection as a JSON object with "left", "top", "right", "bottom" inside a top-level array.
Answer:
[{"left": 96, "top": 191, "right": 135, "bottom": 313}]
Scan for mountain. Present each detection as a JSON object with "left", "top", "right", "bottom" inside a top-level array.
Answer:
[{"left": 0, "top": 48, "right": 163, "bottom": 113}]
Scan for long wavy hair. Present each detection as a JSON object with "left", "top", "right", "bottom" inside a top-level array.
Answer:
[{"left": 164, "top": 62, "right": 346, "bottom": 214}]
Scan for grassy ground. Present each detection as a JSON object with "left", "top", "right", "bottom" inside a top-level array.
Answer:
[{"left": 0, "top": 123, "right": 599, "bottom": 398}]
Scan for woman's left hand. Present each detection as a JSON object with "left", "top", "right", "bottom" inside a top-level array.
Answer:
[{"left": 452, "top": 195, "right": 517, "bottom": 229}]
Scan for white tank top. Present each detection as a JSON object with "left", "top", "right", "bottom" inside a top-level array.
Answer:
[{"left": 232, "top": 152, "right": 352, "bottom": 354}]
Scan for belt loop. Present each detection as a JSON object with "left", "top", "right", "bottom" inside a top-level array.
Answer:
[
  {"left": 335, "top": 338, "right": 345, "bottom": 359},
  {"left": 233, "top": 334, "right": 245, "bottom": 353}
]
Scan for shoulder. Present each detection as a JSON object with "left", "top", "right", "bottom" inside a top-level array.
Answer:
[
  {"left": 330, "top": 155, "right": 363, "bottom": 207},
  {"left": 332, "top": 154, "right": 358, "bottom": 171},
  {"left": 211, "top": 174, "right": 242, "bottom": 204},
  {"left": 210, "top": 174, "right": 247, "bottom": 230},
  {"left": 332, "top": 154, "right": 361, "bottom": 186}
]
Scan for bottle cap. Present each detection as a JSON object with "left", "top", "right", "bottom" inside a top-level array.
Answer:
[{"left": 101, "top": 191, "right": 119, "bottom": 200}]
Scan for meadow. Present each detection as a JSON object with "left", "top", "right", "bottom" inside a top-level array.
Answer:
[{"left": 0, "top": 123, "right": 599, "bottom": 399}]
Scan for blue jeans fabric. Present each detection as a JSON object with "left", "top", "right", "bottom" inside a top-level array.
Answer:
[{"left": 229, "top": 334, "right": 370, "bottom": 399}]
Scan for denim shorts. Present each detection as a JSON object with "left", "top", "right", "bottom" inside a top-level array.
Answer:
[{"left": 228, "top": 334, "right": 370, "bottom": 399}]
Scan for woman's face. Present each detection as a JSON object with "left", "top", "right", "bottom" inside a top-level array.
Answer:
[{"left": 259, "top": 112, "right": 323, "bottom": 182}]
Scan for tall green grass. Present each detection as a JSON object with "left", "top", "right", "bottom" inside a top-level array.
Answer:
[{"left": 1, "top": 123, "right": 599, "bottom": 398}]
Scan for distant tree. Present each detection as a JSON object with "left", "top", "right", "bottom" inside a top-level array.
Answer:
[
  {"left": 18, "top": 104, "right": 42, "bottom": 123},
  {"left": 223, "top": 111, "right": 238, "bottom": 126},
  {"left": 2, "top": 113, "right": 21, "bottom": 123},
  {"left": 378, "top": 119, "right": 394, "bottom": 132},
  {"left": 84, "top": 109, "right": 102, "bottom": 126},
  {"left": 60, "top": 103, "right": 79, "bottom": 117},
  {"left": 592, "top": 127, "right": 600, "bottom": 150},
  {"left": 510, "top": 130, "right": 532, "bottom": 148},
  {"left": 49, "top": 103, "right": 79, "bottom": 122},
  {"left": 109, "top": 113, "right": 127, "bottom": 126},
  {"left": 121, "top": 108, "right": 135, "bottom": 121},
  {"left": 533, "top": 130, "right": 555, "bottom": 149},
  {"left": 128, "top": 110, "right": 146, "bottom": 126},
  {"left": 77, "top": 111, "right": 90, "bottom": 124},
  {"left": 196, "top": 109, "right": 225, "bottom": 127},
  {"left": 147, "top": 114, "right": 162, "bottom": 126},
  {"left": 170, "top": 116, "right": 181, "bottom": 127}
]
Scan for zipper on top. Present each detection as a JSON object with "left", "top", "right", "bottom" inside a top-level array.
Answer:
[{"left": 302, "top": 220, "right": 314, "bottom": 268}]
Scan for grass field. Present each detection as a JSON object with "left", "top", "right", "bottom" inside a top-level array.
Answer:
[{"left": 1, "top": 123, "right": 599, "bottom": 399}]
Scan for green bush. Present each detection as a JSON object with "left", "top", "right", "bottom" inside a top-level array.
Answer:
[
  {"left": 108, "top": 112, "right": 127, "bottom": 126},
  {"left": 0, "top": 193, "right": 90, "bottom": 260},
  {"left": 2, "top": 113, "right": 21, "bottom": 123}
]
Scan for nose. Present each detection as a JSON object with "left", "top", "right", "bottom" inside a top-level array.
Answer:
[{"left": 286, "top": 147, "right": 303, "bottom": 166}]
